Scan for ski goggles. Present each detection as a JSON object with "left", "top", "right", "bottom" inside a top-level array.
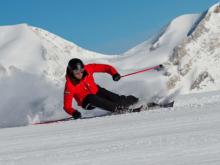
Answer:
[{"left": 72, "top": 68, "right": 84, "bottom": 75}]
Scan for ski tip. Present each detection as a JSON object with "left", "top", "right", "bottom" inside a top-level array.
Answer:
[{"left": 32, "top": 117, "right": 74, "bottom": 125}]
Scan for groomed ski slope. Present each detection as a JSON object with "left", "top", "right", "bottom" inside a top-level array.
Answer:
[{"left": 0, "top": 91, "right": 220, "bottom": 165}]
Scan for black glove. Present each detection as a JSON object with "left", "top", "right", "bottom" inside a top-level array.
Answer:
[
  {"left": 72, "top": 110, "right": 82, "bottom": 119},
  {"left": 112, "top": 73, "right": 121, "bottom": 81}
]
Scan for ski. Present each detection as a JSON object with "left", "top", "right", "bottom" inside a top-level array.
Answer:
[
  {"left": 33, "top": 117, "right": 74, "bottom": 125},
  {"left": 33, "top": 101, "right": 174, "bottom": 125},
  {"left": 147, "top": 101, "right": 174, "bottom": 109},
  {"left": 33, "top": 114, "right": 110, "bottom": 125},
  {"left": 114, "top": 101, "right": 174, "bottom": 114}
]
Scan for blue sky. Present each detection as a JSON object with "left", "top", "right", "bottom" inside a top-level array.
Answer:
[{"left": 0, "top": 0, "right": 218, "bottom": 54}]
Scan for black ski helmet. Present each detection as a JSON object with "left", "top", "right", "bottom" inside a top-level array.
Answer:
[{"left": 67, "top": 58, "right": 84, "bottom": 72}]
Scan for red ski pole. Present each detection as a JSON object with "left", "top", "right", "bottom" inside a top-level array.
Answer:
[{"left": 121, "top": 65, "right": 163, "bottom": 78}]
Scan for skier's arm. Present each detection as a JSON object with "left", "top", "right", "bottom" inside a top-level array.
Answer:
[
  {"left": 63, "top": 84, "right": 76, "bottom": 116},
  {"left": 87, "top": 64, "right": 118, "bottom": 76}
]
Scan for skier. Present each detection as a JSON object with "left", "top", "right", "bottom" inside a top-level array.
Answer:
[{"left": 63, "top": 58, "right": 141, "bottom": 119}]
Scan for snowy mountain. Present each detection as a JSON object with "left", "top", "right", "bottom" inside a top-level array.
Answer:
[
  {"left": 0, "top": 3, "right": 220, "bottom": 128},
  {"left": 165, "top": 3, "right": 220, "bottom": 93},
  {"left": 0, "top": 24, "right": 114, "bottom": 127},
  {"left": 1, "top": 2, "right": 220, "bottom": 165}
]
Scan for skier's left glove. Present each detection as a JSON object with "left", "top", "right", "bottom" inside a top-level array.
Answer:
[
  {"left": 72, "top": 110, "right": 82, "bottom": 119},
  {"left": 112, "top": 73, "right": 121, "bottom": 81}
]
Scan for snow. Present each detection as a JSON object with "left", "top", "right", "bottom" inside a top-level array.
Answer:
[
  {"left": 118, "top": 14, "right": 199, "bottom": 70},
  {"left": 0, "top": 2, "right": 220, "bottom": 127},
  {"left": 0, "top": 24, "right": 115, "bottom": 128},
  {"left": 166, "top": 3, "right": 220, "bottom": 94},
  {"left": 1, "top": 1, "right": 220, "bottom": 164},
  {"left": 0, "top": 90, "right": 220, "bottom": 165}
]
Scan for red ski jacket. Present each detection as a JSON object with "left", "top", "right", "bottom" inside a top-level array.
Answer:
[{"left": 63, "top": 64, "right": 118, "bottom": 115}]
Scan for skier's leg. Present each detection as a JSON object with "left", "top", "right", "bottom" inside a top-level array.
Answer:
[
  {"left": 97, "top": 86, "right": 139, "bottom": 107},
  {"left": 97, "top": 86, "right": 121, "bottom": 102},
  {"left": 82, "top": 94, "right": 118, "bottom": 112}
]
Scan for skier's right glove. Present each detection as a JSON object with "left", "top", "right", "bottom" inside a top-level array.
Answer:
[
  {"left": 112, "top": 73, "right": 121, "bottom": 81},
  {"left": 72, "top": 110, "right": 82, "bottom": 119}
]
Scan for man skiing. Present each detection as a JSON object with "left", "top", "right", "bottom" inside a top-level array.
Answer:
[{"left": 63, "top": 58, "right": 140, "bottom": 119}]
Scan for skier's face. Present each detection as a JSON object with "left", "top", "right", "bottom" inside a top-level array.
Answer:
[{"left": 73, "top": 69, "right": 84, "bottom": 80}]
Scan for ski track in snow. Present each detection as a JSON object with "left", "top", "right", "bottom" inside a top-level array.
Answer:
[{"left": 0, "top": 91, "right": 220, "bottom": 165}]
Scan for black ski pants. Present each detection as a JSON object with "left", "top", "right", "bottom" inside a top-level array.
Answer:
[{"left": 82, "top": 86, "right": 138, "bottom": 112}]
